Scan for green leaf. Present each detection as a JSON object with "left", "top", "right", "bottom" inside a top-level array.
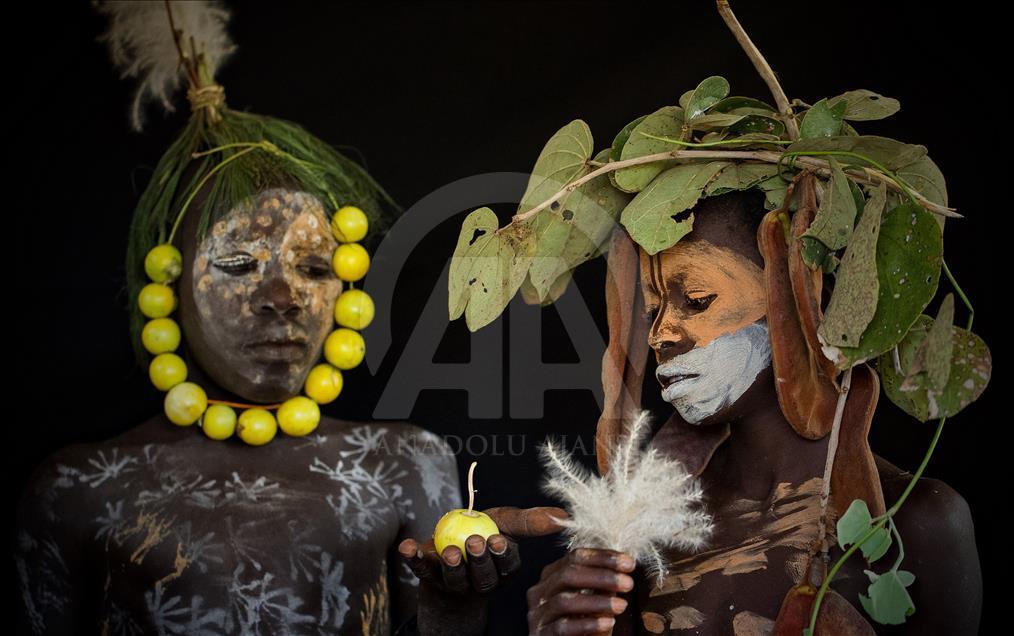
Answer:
[
  {"left": 787, "top": 135, "right": 927, "bottom": 171},
  {"left": 518, "top": 120, "right": 594, "bottom": 215},
  {"left": 859, "top": 570, "right": 915, "bottom": 625},
  {"left": 614, "top": 106, "right": 684, "bottom": 193},
  {"left": 803, "top": 157, "right": 857, "bottom": 252},
  {"left": 757, "top": 174, "right": 792, "bottom": 211},
  {"left": 828, "top": 89, "right": 901, "bottom": 121},
  {"left": 824, "top": 203, "right": 943, "bottom": 368},
  {"left": 728, "top": 114, "right": 785, "bottom": 137},
  {"left": 894, "top": 155, "right": 948, "bottom": 208},
  {"left": 861, "top": 527, "right": 893, "bottom": 563},
  {"left": 837, "top": 499, "right": 873, "bottom": 549},
  {"left": 621, "top": 162, "right": 729, "bottom": 255},
  {"left": 877, "top": 314, "right": 992, "bottom": 421},
  {"left": 685, "top": 76, "right": 731, "bottom": 120},
  {"left": 448, "top": 208, "right": 533, "bottom": 331},
  {"left": 923, "top": 294, "right": 956, "bottom": 390},
  {"left": 711, "top": 96, "right": 776, "bottom": 113},
  {"left": 686, "top": 112, "right": 744, "bottom": 131},
  {"left": 800, "top": 236, "right": 836, "bottom": 272},
  {"left": 799, "top": 98, "right": 847, "bottom": 139},
  {"left": 705, "top": 163, "right": 779, "bottom": 197},
  {"left": 527, "top": 150, "right": 631, "bottom": 302},
  {"left": 818, "top": 183, "right": 886, "bottom": 347},
  {"left": 678, "top": 89, "right": 694, "bottom": 111},
  {"left": 609, "top": 115, "right": 648, "bottom": 163}
]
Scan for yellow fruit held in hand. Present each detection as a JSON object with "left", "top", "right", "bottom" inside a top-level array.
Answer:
[
  {"left": 331, "top": 206, "right": 369, "bottom": 243},
  {"left": 237, "top": 409, "right": 278, "bottom": 446},
  {"left": 142, "top": 318, "right": 181, "bottom": 354},
  {"left": 138, "top": 283, "right": 177, "bottom": 318},
  {"left": 304, "top": 364, "right": 344, "bottom": 404},
  {"left": 149, "top": 353, "right": 187, "bottom": 391},
  {"left": 145, "top": 244, "right": 183, "bottom": 283},
  {"left": 277, "top": 396, "right": 321, "bottom": 436},
  {"left": 332, "top": 243, "right": 371, "bottom": 282},
  {"left": 164, "top": 382, "right": 207, "bottom": 426},
  {"left": 201, "top": 404, "right": 237, "bottom": 440},
  {"left": 433, "top": 462, "right": 499, "bottom": 560},
  {"left": 324, "top": 328, "right": 365, "bottom": 370},
  {"left": 334, "top": 289, "right": 375, "bottom": 330}
]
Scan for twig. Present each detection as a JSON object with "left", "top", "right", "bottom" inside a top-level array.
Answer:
[
  {"left": 815, "top": 366, "right": 853, "bottom": 558},
  {"left": 510, "top": 149, "right": 957, "bottom": 224},
  {"left": 716, "top": 1, "right": 800, "bottom": 140}
]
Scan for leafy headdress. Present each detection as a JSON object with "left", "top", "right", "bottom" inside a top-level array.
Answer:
[
  {"left": 97, "top": 1, "right": 396, "bottom": 361},
  {"left": 449, "top": 1, "right": 990, "bottom": 630}
]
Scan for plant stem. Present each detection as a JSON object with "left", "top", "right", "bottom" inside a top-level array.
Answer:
[
  {"left": 167, "top": 146, "right": 259, "bottom": 244},
  {"left": 510, "top": 149, "right": 957, "bottom": 224},
  {"left": 639, "top": 132, "right": 794, "bottom": 148},
  {"left": 466, "top": 461, "right": 477, "bottom": 514},
  {"left": 807, "top": 416, "right": 948, "bottom": 634},
  {"left": 816, "top": 367, "right": 853, "bottom": 552},
  {"left": 715, "top": 1, "right": 800, "bottom": 139},
  {"left": 942, "top": 261, "right": 974, "bottom": 330}
]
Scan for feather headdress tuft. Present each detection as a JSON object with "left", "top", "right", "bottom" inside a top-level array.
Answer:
[
  {"left": 96, "top": 1, "right": 236, "bottom": 131},
  {"left": 541, "top": 411, "right": 713, "bottom": 584}
]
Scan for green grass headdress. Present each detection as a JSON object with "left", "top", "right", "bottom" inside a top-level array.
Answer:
[{"left": 97, "top": 1, "right": 397, "bottom": 362}]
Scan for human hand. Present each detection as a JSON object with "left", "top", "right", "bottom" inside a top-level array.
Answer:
[{"left": 526, "top": 548, "right": 636, "bottom": 635}]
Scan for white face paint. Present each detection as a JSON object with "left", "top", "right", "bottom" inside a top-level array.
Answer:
[{"left": 655, "top": 320, "right": 772, "bottom": 424}]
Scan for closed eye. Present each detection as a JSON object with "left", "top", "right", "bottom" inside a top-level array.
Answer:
[
  {"left": 298, "top": 256, "right": 332, "bottom": 279},
  {"left": 213, "top": 253, "right": 257, "bottom": 275}
]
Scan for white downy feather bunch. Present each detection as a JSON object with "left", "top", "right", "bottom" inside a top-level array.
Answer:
[
  {"left": 95, "top": 1, "right": 236, "bottom": 130},
  {"left": 541, "top": 411, "right": 713, "bottom": 585}
]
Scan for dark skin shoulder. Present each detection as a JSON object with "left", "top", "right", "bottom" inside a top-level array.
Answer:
[{"left": 829, "top": 457, "right": 982, "bottom": 635}]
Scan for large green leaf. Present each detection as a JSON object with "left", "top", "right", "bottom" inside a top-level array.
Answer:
[
  {"left": 621, "top": 162, "right": 729, "bottom": 255},
  {"left": 803, "top": 157, "right": 857, "bottom": 252},
  {"left": 517, "top": 120, "right": 594, "bottom": 214},
  {"left": 685, "top": 76, "right": 730, "bottom": 120},
  {"left": 527, "top": 150, "right": 631, "bottom": 303},
  {"left": 828, "top": 89, "right": 901, "bottom": 121},
  {"left": 823, "top": 203, "right": 943, "bottom": 368},
  {"left": 818, "top": 184, "right": 886, "bottom": 347},
  {"left": 609, "top": 115, "right": 647, "bottom": 162},
  {"left": 614, "top": 106, "right": 684, "bottom": 193},
  {"left": 895, "top": 155, "right": 947, "bottom": 207},
  {"left": 877, "top": 313, "right": 991, "bottom": 421},
  {"left": 787, "top": 135, "right": 927, "bottom": 171},
  {"left": 799, "top": 98, "right": 847, "bottom": 139},
  {"left": 711, "top": 96, "right": 776, "bottom": 113},
  {"left": 448, "top": 207, "right": 533, "bottom": 331}
]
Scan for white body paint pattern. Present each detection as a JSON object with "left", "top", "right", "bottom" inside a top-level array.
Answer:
[
  {"left": 15, "top": 423, "right": 460, "bottom": 635},
  {"left": 656, "top": 320, "right": 772, "bottom": 424}
]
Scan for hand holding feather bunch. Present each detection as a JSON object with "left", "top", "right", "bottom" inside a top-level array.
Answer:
[{"left": 541, "top": 411, "right": 713, "bottom": 586}]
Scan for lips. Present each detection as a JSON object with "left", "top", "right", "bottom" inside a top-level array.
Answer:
[
  {"left": 659, "top": 372, "right": 699, "bottom": 389},
  {"left": 243, "top": 339, "right": 308, "bottom": 362}
]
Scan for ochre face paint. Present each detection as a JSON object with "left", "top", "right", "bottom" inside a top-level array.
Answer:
[
  {"left": 639, "top": 239, "right": 769, "bottom": 423},
  {"left": 182, "top": 188, "right": 341, "bottom": 402}
]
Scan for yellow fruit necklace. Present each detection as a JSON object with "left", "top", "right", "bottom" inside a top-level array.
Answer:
[{"left": 138, "top": 205, "right": 375, "bottom": 446}]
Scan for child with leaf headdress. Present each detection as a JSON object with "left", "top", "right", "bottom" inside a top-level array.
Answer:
[{"left": 449, "top": 2, "right": 986, "bottom": 634}]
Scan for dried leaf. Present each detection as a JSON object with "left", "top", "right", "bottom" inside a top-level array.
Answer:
[{"left": 803, "top": 157, "right": 857, "bottom": 252}]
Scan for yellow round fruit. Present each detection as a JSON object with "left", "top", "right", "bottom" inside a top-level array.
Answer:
[
  {"left": 164, "top": 382, "right": 207, "bottom": 426},
  {"left": 334, "top": 289, "right": 375, "bottom": 330},
  {"left": 142, "top": 318, "right": 181, "bottom": 354},
  {"left": 237, "top": 409, "right": 278, "bottom": 446},
  {"left": 201, "top": 404, "right": 237, "bottom": 440},
  {"left": 324, "top": 328, "right": 365, "bottom": 370},
  {"left": 433, "top": 510, "right": 500, "bottom": 560},
  {"left": 332, "top": 243, "right": 371, "bottom": 282},
  {"left": 138, "top": 283, "right": 177, "bottom": 318},
  {"left": 277, "top": 396, "right": 321, "bottom": 436},
  {"left": 304, "top": 364, "right": 344, "bottom": 404},
  {"left": 149, "top": 353, "right": 187, "bottom": 391},
  {"left": 145, "top": 244, "right": 183, "bottom": 283},
  {"left": 331, "top": 206, "right": 369, "bottom": 243}
]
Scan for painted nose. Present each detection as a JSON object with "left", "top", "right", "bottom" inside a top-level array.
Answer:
[
  {"left": 252, "top": 277, "right": 300, "bottom": 317},
  {"left": 650, "top": 322, "right": 695, "bottom": 363}
]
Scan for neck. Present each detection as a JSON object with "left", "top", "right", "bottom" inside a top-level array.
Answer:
[{"left": 709, "top": 366, "right": 828, "bottom": 498}]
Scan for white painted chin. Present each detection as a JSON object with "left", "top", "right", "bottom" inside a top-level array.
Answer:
[{"left": 656, "top": 320, "right": 772, "bottom": 424}]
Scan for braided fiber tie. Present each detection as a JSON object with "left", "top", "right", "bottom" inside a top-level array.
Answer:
[{"left": 187, "top": 84, "right": 226, "bottom": 122}]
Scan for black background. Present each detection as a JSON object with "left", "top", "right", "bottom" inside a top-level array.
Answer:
[{"left": 13, "top": 1, "right": 1004, "bottom": 633}]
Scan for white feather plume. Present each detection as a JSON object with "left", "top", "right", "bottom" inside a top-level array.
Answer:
[
  {"left": 95, "top": 0, "right": 236, "bottom": 130},
  {"left": 541, "top": 411, "right": 713, "bottom": 585}
]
